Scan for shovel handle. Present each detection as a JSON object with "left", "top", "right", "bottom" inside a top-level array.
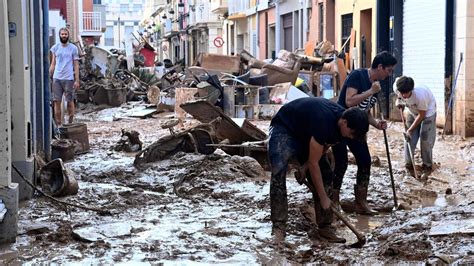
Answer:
[
  {"left": 301, "top": 178, "right": 367, "bottom": 244},
  {"left": 379, "top": 101, "right": 398, "bottom": 208},
  {"left": 400, "top": 109, "right": 418, "bottom": 177},
  {"left": 330, "top": 203, "right": 366, "bottom": 242},
  {"left": 399, "top": 107, "right": 407, "bottom": 129}
]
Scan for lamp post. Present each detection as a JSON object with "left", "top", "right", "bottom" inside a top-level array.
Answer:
[
  {"left": 118, "top": 16, "right": 121, "bottom": 48},
  {"left": 178, "top": 1, "right": 185, "bottom": 65},
  {"left": 178, "top": 1, "right": 185, "bottom": 30}
]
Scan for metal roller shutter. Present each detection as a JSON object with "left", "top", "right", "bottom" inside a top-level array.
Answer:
[{"left": 403, "top": 0, "right": 446, "bottom": 117}]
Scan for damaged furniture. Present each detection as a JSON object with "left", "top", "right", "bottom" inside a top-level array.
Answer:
[
  {"left": 134, "top": 119, "right": 219, "bottom": 167},
  {"left": 261, "top": 50, "right": 303, "bottom": 86},
  {"left": 240, "top": 49, "right": 303, "bottom": 86},
  {"left": 194, "top": 53, "right": 242, "bottom": 75}
]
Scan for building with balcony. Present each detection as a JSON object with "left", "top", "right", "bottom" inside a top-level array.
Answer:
[
  {"left": 49, "top": 0, "right": 68, "bottom": 46},
  {"left": 185, "top": 0, "right": 225, "bottom": 65},
  {"left": 80, "top": 0, "right": 106, "bottom": 45},
  {"left": 226, "top": 0, "right": 253, "bottom": 56},
  {"left": 256, "top": 1, "right": 275, "bottom": 60},
  {"left": 307, "top": 0, "right": 335, "bottom": 48},
  {"left": 100, "top": 0, "right": 145, "bottom": 49},
  {"left": 49, "top": 0, "right": 106, "bottom": 46}
]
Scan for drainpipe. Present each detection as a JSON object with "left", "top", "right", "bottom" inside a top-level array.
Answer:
[
  {"left": 275, "top": 0, "right": 281, "bottom": 54},
  {"left": 42, "top": 0, "right": 51, "bottom": 159},
  {"left": 32, "top": 0, "right": 44, "bottom": 155},
  {"left": 256, "top": 3, "right": 259, "bottom": 58},
  {"left": 302, "top": 0, "right": 308, "bottom": 45}
]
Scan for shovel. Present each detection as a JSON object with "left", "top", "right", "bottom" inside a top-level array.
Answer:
[
  {"left": 330, "top": 202, "right": 366, "bottom": 248},
  {"left": 378, "top": 101, "right": 398, "bottom": 209},
  {"left": 400, "top": 108, "right": 419, "bottom": 178},
  {"left": 294, "top": 170, "right": 367, "bottom": 248}
]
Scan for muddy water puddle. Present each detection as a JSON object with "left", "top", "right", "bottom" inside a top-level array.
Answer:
[
  {"left": 420, "top": 194, "right": 461, "bottom": 208},
  {"left": 3, "top": 115, "right": 474, "bottom": 264}
]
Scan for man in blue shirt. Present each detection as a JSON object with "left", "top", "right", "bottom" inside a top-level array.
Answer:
[{"left": 332, "top": 51, "right": 397, "bottom": 215}]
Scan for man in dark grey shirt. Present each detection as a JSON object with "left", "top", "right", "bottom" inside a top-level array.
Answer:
[{"left": 269, "top": 97, "right": 369, "bottom": 242}]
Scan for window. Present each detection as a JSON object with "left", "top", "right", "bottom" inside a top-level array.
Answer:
[
  {"left": 134, "top": 21, "right": 139, "bottom": 26},
  {"left": 341, "top": 13, "right": 353, "bottom": 53},
  {"left": 120, "top": 4, "right": 128, "bottom": 13},
  {"left": 93, "top": 0, "right": 101, "bottom": 4},
  {"left": 282, "top": 13, "right": 293, "bottom": 51},
  {"left": 125, "top": 26, "right": 134, "bottom": 41},
  {"left": 105, "top": 26, "right": 114, "bottom": 46}
]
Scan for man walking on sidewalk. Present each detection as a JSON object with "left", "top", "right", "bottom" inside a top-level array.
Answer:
[
  {"left": 268, "top": 97, "right": 369, "bottom": 242},
  {"left": 394, "top": 76, "right": 437, "bottom": 176},
  {"left": 49, "top": 27, "right": 80, "bottom": 127}
]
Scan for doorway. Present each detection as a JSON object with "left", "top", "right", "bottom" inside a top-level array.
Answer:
[
  {"left": 268, "top": 24, "right": 275, "bottom": 58},
  {"left": 282, "top": 13, "right": 293, "bottom": 51},
  {"left": 360, "top": 8, "right": 372, "bottom": 68}
]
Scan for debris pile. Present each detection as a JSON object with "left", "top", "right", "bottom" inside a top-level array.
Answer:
[{"left": 113, "top": 129, "right": 143, "bottom": 152}]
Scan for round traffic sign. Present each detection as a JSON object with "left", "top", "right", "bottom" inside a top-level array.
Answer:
[{"left": 213, "top": 37, "right": 224, "bottom": 48}]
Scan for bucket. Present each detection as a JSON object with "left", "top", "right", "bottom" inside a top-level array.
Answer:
[
  {"left": 39, "top": 158, "right": 79, "bottom": 197},
  {"left": 51, "top": 139, "right": 75, "bottom": 161},
  {"left": 106, "top": 87, "right": 126, "bottom": 107},
  {"left": 59, "top": 123, "right": 90, "bottom": 154}
]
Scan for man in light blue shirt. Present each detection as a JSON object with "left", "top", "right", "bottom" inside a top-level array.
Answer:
[{"left": 49, "top": 27, "right": 80, "bottom": 126}]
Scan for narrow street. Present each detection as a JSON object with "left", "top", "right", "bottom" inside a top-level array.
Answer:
[
  {"left": 1, "top": 104, "right": 472, "bottom": 264},
  {"left": 1, "top": 0, "right": 474, "bottom": 264}
]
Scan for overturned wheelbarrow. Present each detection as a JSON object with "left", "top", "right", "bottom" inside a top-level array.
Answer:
[
  {"left": 133, "top": 119, "right": 219, "bottom": 167},
  {"left": 39, "top": 158, "right": 79, "bottom": 197}
]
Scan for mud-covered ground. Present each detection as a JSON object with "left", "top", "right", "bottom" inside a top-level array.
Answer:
[{"left": 1, "top": 102, "right": 473, "bottom": 264}]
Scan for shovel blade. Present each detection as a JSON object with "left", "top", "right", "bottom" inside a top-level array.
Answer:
[{"left": 349, "top": 237, "right": 366, "bottom": 248}]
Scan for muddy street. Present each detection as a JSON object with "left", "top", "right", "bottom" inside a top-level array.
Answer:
[{"left": 1, "top": 106, "right": 473, "bottom": 264}]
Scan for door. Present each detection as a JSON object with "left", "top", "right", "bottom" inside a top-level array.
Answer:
[
  {"left": 360, "top": 8, "right": 372, "bottom": 68},
  {"left": 282, "top": 13, "right": 293, "bottom": 51}
]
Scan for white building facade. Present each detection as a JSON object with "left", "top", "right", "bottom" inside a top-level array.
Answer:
[{"left": 101, "top": 0, "right": 145, "bottom": 48}]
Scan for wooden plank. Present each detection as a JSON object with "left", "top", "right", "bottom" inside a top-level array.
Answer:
[
  {"left": 304, "top": 41, "right": 316, "bottom": 56},
  {"left": 200, "top": 53, "right": 241, "bottom": 74},
  {"left": 180, "top": 100, "right": 267, "bottom": 144},
  {"left": 349, "top": 28, "right": 356, "bottom": 71},
  {"left": 335, "top": 58, "right": 347, "bottom": 91},
  {"left": 128, "top": 108, "right": 157, "bottom": 118},
  {"left": 429, "top": 219, "right": 474, "bottom": 237},
  {"left": 175, "top": 87, "right": 198, "bottom": 120}
]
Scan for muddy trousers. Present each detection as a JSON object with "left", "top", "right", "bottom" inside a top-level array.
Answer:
[
  {"left": 331, "top": 138, "right": 371, "bottom": 190},
  {"left": 268, "top": 124, "right": 334, "bottom": 228},
  {"left": 405, "top": 113, "right": 436, "bottom": 167}
]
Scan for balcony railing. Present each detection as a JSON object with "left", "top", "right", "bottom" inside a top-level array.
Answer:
[
  {"left": 211, "top": 0, "right": 228, "bottom": 13},
  {"left": 163, "top": 18, "right": 180, "bottom": 37},
  {"left": 228, "top": 0, "right": 249, "bottom": 15},
  {"left": 82, "top": 12, "right": 102, "bottom": 32}
]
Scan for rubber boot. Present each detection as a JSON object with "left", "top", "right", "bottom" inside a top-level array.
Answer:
[
  {"left": 332, "top": 188, "right": 341, "bottom": 211},
  {"left": 353, "top": 184, "right": 378, "bottom": 215}
]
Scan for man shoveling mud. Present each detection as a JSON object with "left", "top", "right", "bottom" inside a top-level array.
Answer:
[
  {"left": 394, "top": 76, "right": 437, "bottom": 177},
  {"left": 268, "top": 97, "right": 369, "bottom": 242}
]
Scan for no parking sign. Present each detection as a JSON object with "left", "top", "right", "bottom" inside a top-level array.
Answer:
[{"left": 213, "top": 37, "right": 224, "bottom": 48}]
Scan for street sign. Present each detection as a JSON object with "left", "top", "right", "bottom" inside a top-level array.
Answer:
[{"left": 213, "top": 37, "right": 224, "bottom": 48}]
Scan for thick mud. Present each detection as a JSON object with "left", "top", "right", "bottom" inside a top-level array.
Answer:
[{"left": 1, "top": 104, "right": 473, "bottom": 264}]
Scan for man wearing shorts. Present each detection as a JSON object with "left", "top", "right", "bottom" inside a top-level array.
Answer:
[{"left": 49, "top": 27, "right": 80, "bottom": 126}]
